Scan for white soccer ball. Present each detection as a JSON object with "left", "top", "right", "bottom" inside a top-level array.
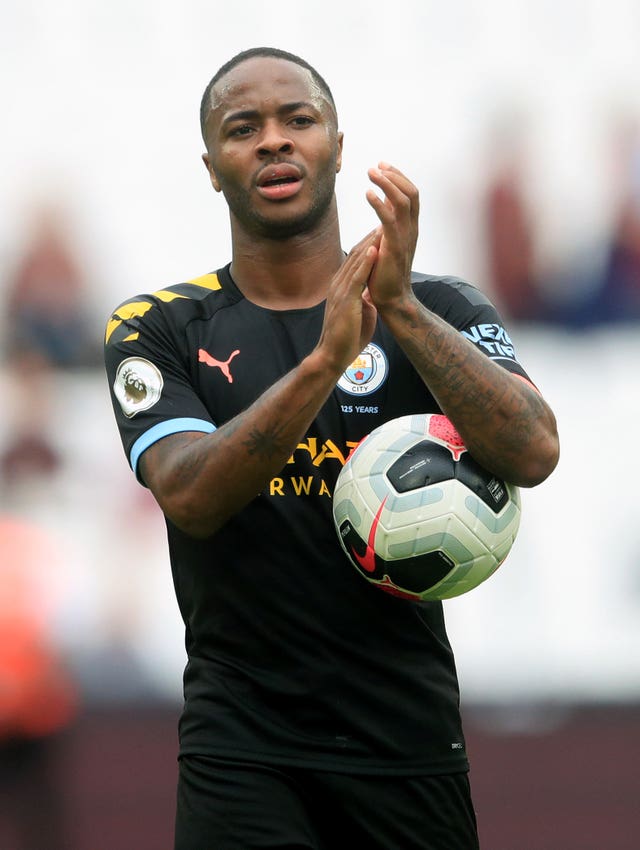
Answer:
[{"left": 332, "top": 413, "right": 521, "bottom": 601}]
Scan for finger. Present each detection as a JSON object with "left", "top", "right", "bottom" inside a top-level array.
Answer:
[
  {"left": 378, "top": 162, "right": 415, "bottom": 194},
  {"left": 367, "top": 167, "right": 405, "bottom": 202},
  {"left": 366, "top": 186, "right": 394, "bottom": 227},
  {"left": 369, "top": 168, "right": 417, "bottom": 213},
  {"left": 359, "top": 293, "right": 378, "bottom": 349},
  {"left": 377, "top": 161, "right": 408, "bottom": 179},
  {"left": 356, "top": 245, "right": 378, "bottom": 288},
  {"left": 362, "top": 286, "right": 374, "bottom": 306},
  {"left": 367, "top": 171, "right": 412, "bottom": 224},
  {"left": 345, "top": 227, "right": 381, "bottom": 261},
  {"left": 353, "top": 227, "right": 382, "bottom": 250},
  {"left": 335, "top": 242, "right": 378, "bottom": 294},
  {"left": 366, "top": 181, "right": 408, "bottom": 235},
  {"left": 369, "top": 165, "right": 419, "bottom": 217}
]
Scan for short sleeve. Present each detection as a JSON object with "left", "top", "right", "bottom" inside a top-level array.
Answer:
[
  {"left": 413, "top": 274, "right": 534, "bottom": 383},
  {"left": 104, "top": 294, "right": 215, "bottom": 483}
]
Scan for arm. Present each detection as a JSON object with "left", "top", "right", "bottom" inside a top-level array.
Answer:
[
  {"left": 373, "top": 298, "right": 558, "bottom": 487},
  {"left": 140, "top": 234, "right": 379, "bottom": 539},
  {"left": 364, "top": 163, "right": 559, "bottom": 487}
]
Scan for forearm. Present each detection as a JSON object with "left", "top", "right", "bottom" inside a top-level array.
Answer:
[
  {"left": 378, "top": 294, "right": 559, "bottom": 486},
  {"left": 140, "top": 233, "right": 382, "bottom": 538},
  {"left": 141, "top": 351, "right": 341, "bottom": 538}
]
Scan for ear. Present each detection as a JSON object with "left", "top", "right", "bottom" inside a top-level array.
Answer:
[
  {"left": 202, "top": 153, "right": 221, "bottom": 192},
  {"left": 336, "top": 131, "right": 344, "bottom": 174}
]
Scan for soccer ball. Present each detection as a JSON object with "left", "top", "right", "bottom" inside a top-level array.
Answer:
[{"left": 332, "top": 413, "right": 521, "bottom": 601}]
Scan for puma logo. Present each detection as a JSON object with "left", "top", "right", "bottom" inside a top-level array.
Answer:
[{"left": 198, "top": 348, "right": 240, "bottom": 384}]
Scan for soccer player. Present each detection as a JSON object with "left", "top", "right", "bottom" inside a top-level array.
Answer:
[{"left": 104, "top": 47, "right": 559, "bottom": 849}]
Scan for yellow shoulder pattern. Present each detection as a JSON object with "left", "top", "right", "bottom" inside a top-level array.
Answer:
[
  {"left": 105, "top": 274, "right": 221, "bottom": 345},
  {"left": 186, "top": 272, "right": 221, "bottom": 290}
]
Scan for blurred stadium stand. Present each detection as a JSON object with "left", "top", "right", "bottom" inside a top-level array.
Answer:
[{"left": 1, "top": 703, "right": 638, "bottom": 849}]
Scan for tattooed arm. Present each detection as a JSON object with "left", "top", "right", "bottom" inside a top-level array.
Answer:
[
  {"left": 140, "top": 360, "right": 336, "bottom": 537},
  {"left": 364, "top": 162, "right": 559, "bottom": 487},
  {"left": 377, "top": 297, "right": 559, "bottom": 487},
  {"left": 139, "top": 233, "right": 379, "bottom": 539}
]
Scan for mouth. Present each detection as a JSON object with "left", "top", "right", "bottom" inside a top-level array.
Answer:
[{"left": 256, "top": 164, "right": 303, "bottom": 200}]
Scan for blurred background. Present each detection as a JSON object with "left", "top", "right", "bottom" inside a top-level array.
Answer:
[{"left": 1, "top": 1, "right": 639, "bottom": 848}]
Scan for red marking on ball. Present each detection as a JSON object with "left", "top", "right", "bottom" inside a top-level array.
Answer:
[{"left": 427, "top": 415, "right": 467, "bottom": 461}]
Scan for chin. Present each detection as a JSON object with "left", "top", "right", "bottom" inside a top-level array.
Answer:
[
  {"left": 229, "top": 182, "right": 335, "bottom": 240},
  {"left": 251, "top": 206, "right": 328, "bottom": 240}
]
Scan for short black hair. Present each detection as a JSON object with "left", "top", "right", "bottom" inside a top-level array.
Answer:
[{"left": 199, "top": 46, "right": 337, "bottom": 142}]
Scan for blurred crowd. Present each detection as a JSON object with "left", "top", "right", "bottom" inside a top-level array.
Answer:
[
  {"left": 0, "top": 205, "right": 157, "bottom": 848},
  {"left": 478, "top": 112, "right": 640, "bottom": 328}
]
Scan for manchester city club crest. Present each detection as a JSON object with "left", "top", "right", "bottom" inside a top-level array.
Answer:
[{"left": 337, "top": 343, "right": 388, "bottom": 396}]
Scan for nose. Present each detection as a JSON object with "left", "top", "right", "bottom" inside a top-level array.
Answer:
[{"left": 256, "top": 121, "right": 293, "bottom": 157}]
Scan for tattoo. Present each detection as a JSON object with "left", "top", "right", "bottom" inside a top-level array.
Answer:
[
  {"left": 240, "top": 389, "right": 317, "bottom": 460},
  {"left": 243, "top": 424, "right": 291, "bottom": 459},
  {"left": 383, "top": 298, "right": 554, "bottom": 480},
  {"left": 138, "top": 357, "right": 344, "bottom": 535},
  {"left": 173, "top": 444, "right": 208, "bottom": 486}
]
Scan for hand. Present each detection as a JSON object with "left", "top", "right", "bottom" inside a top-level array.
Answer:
[
  {"left": 315, "top": 229, "right": 379, "bottom": 374},
  {"left": 365, "top": 163, "right": 419, "bottom": 308}
]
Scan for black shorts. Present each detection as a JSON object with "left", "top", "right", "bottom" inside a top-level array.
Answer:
[{"left": 175, "top": 755, "right": 479, "bottom": 850}]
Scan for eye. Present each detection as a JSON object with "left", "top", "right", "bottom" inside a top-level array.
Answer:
[
  {"left": 229, "top": 124, "right": 255, "bottom": 137},
  {"left": 289, "top": 116, "right": 314, "bottom": 128}
]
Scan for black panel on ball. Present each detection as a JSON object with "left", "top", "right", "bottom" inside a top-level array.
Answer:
[
  {"left": 339, "top": 519, "right": 454, "bottom": 592},
  {"left": 456, "top": 454, "right": 509, "bottom": 513},
  {"left": 381, "top": 550, "right": 455, "bottom": 593},
  {"left": 386, "top": 441, "right": 455, "bottom": 492}
]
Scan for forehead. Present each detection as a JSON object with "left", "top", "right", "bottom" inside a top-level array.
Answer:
[{"left": 208, "top": 57, "right": 332, "bottom": 121}]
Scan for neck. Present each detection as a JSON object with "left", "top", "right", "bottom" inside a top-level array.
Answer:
[{"left": 228, "top": 210, "right": 345, "bottom": 310}]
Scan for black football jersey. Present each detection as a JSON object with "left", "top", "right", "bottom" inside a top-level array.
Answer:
[{"left": 104, "top": 264, "right": 531, "bottom": 775}]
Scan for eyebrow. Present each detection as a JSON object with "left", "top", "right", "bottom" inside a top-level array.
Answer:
[{"left": 221, "top": 101, "right": 322, "bottom": 127}]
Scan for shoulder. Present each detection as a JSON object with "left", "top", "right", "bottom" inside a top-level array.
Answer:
[
  {"left": 104, "top": 271, "right": 226, "bottom": 348},
  {"left": 410, "top": 271, "right": 528, "bottom": 370},
  {"left": 409, "top": 270, "right": 503, "bottom": 329},
  {"left": 410, "top": 271, "right": 494, "bottom": 310}
]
